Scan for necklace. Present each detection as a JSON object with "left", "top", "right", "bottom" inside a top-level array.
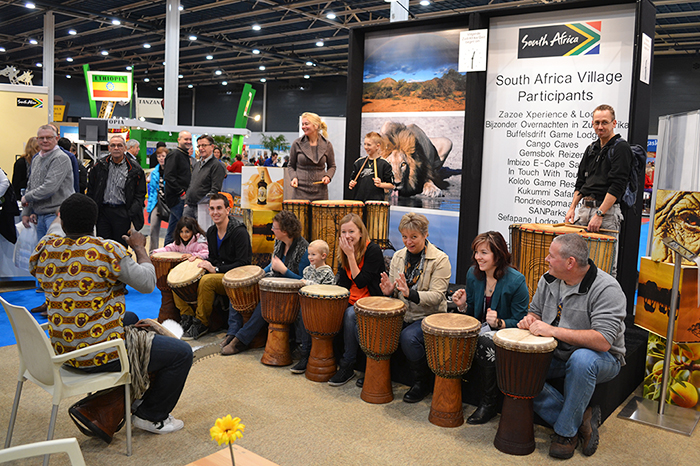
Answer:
[{"left": 486, "top": 278, "right": 497, "bottom": 295}]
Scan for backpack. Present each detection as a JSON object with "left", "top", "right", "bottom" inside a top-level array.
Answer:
[{"left": 604, "top": 138, "right": 646, "bottom": 211}]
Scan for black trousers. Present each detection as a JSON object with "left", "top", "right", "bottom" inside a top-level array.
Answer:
[{"left": 97, "top": 204, "right": 131, "bottom": 247}]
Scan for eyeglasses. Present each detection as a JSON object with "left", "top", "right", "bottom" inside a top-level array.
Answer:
[{"left": 197, "top": 143, "right": 211, "bottom": 149}]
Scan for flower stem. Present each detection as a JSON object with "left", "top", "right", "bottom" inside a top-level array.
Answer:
[{"left": 229, "top": 443, "right": 235, "bottom": 466}]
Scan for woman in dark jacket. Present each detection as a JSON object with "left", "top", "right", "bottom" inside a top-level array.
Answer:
[{"left": 12, "top": 136, "right": 38, "bottom": 198}]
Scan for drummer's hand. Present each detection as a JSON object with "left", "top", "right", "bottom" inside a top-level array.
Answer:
[
  {"left": 338, "top": 235, "right": 354, "bottom": 257},
  {"left": 123, "top": 229, "right": 146, "bottom": 249},
  {"left": 349, "top": 179, "right": 357, "bottom": 189},
  {"left": 452, "top": 289, "right": 467, "bottom": 310},
  {"left": 182, "top": 253, "right": 194, "bottom": 261},
  {"left": 395, "top": 273, "right": 410, "bottom": 298},
  {"left": 528, "top": 320, "right": 555, "bottom": 337},
  {"left": 133, "top": 319, "right": 152, "bottom": 329},
  {"left": 517, "top": 314, "right": 539, "bottom": 330},
  {"left": 373, "top": 177, "right": 382, "bottom": 187},
  {"left": 322, "top": 176, "right": 331, "bottom": 185},
  {"left": 380, "top": 272, "right": 395, "bottom": 296},
  {"left": 564, "top": 206, "right": 576, "bottom": 224},
  {"left": 271, "top": 256, "right": 287, "bottom": 274},
  {"left": 291, "top": 178, "right": 298, "bottom": 188},
  {"left": 199, "top": 260, "right": 216, "bottom": 273},
  {"left": 485, "top": 308, "right": 499, "bottom": 328},
  {"left": 587, "top": 214, "right": 602, "bottom": 233}
]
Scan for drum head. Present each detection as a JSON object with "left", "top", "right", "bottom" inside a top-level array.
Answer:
[
  {"left": 259, "top": 277, "right": 305, "bottom": 292},
  {"left": 354, "top": 296, "right": 406, "bottom": 315},
  {"left": 223, "top": 265, "right": 265, "bottom": 287},
  {"left": 299, "top": 284, "right": 350, "bottom": 299},
  {"left": 422, "top": 313, "right": 480, "bottom": 337},
  {"left": 493, "top": 328, "right": 557, "bottom": 353},
  {"left": 311, "top": 200, "right": 365, "bottom": 207},
  {"left": 283, "top": 199, "right": 310, "bottom": 205},
  {"left": 167, "top": 259, "right": 205, "bottom": 286},
  {"left": 151, "top": 251, "right": 185, "bottom": 261},
  {"left": 517, "top": 223, "right": 614, "bottom": 241}
]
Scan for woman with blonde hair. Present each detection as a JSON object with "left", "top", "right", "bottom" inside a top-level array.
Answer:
[
  {"left": 12, "top": 136, "right": 38, "bottom": 198},
  {"left": 329, "top": 213, "right": 385, "bottom": 386},
  {"left": 288, "top": 112, "right": 337, "bottom": 200}
]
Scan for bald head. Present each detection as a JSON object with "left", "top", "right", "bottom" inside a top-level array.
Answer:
[{"left": 178, "top": 131, "right": 192, "bottom": 151}]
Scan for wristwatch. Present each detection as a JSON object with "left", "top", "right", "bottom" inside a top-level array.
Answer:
[
  {"left": 595, "top": 209, "right": 605, "bottom": 217},
  {"left": 215, "top": 266, "right": 220, "bottom": 273}
]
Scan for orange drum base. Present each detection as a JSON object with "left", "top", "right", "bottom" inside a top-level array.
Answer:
[
  {"left": 494, "top": 397, "right": 536, "bottom": 455},
  {"left": 157, "top": 289, "right": 180, "bottom": 323},
  {"left": 360, "top": 358, "right": 393, "bottom": 404},
  {"left": 429, "top": 376, "right": 464, "bottom": 428},
  {"left": 305, "top": 337, "right": 337, "bottom": 382},
  {"left": 260, "top": 324, "right": 292, "bottom": 366}
]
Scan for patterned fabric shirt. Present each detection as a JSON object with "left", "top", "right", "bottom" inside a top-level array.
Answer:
[
  {"left": 29, "top": 234, "right": 130, "bottom": 368},
  {"left": 103, "top": 156, "right": 128, "bottom": 205},
  {"left": 302, "top": 264, "right": 335, "bottom": 285}
]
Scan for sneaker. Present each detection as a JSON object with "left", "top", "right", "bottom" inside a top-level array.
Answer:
[
  {"left": 328, "top": 364, "right": 355, "bottom": 386},
  {"left": 290, "top": 357, "right": 308, "bottom": 374},
  {"left": 181, "top": 319, "right": 208, "bottom": 340},
  {"left": 180, "top": 315, "right": 194, "bottom": 333},
  {"left": 549, "top": 433, "right": 579, "bottom": 459},
  {"left": 132, "top": 414, "right": 184, "bottom": 434},
  {"left": 579, "top": 405, "right": 601, "bottom": 456}
]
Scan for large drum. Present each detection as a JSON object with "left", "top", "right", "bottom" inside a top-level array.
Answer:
[
  {"left": 510, "top": 223, "right": 616, "bottom": 299},
  {"left": 310, "top": 200, "right": 364, "bottom": 273},
  {"left": 283, "top": 199, "right": 311, "bottom": 241},
  {"left": 364, "top": 200, "right": 391, "bottom": 250},
  {"left": 222, "top": 265, "right": 267, "bottom": 348},
  {"left": 422, "top": 314, "right": 480, "bottom": 428},
  {"left": 354, "top": 296, "right": 406, "bottom": 404},
  {"left": 493, "top": 328, "right": 557, "bottom": 455},
  {"left": 259, "top": 277, "right": 305, "bottom": 366},
  {"left": 150, "top": 252, "right": 185, "bottom": 322},
  {"left": 167, "top": 258, "right": 205, "bottom": 305},
  {"left": 299, "top": 285, "right": 350, "bottom": 382}
]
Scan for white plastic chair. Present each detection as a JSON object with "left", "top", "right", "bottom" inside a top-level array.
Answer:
[
  {"left": 1, "top": 297, "right": 132, "bottom": 465},
  {"left": 0, "top": 438, "right": 86, "bottom": 466}
]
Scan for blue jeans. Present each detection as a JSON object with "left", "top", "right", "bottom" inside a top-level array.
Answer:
[
  {"left": 164, "top": 199, "right": 185, "bottom": 246},
  {"left": 340, "top": 305, "right": 359, "bottom": 365},
  {"left": 533, "top": 348, "right": 621, "bottom": 438},
  {"left": 399, "top": 319, "right": 425, "bottom": 362},
  {"left": 234, "top": 302, "right": 266, "bottom": 346},
  {"left": 36, "top": 213, "right": 57, "bottom": 239}
]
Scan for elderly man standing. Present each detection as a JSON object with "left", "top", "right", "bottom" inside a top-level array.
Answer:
[
  {"left": 21, "top": 124, "right": 75, "bottom": 239},
  {"left": 126, "top": 138, "right": 141, "bottom": 166},
  {"left": 518, "top": 234, "right": 626, "bottom": 459},
  {"left": 183, "top": 135, "right": 226, "bottom": 220},
  {"left": 87, "top": 135, "right": 146, "bottom": 247},
  {"left": 163, "top": 131, "right": 192, "bottom": 245}
]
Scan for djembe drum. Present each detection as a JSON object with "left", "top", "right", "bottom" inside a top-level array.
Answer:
[
  {"left": 310, "top": 200, "right": 364, "bottom": 273},
  {"left": 355, "top": 296, "right": 406, "bottom": 404},
  {"left": 493, "top": 328, "right": 558, "bottom": 455},
  {"left": 510, "top": 223, "right": 616, "bottom": 299},
  {"left": 259, "top": 277, "right": 305, "bottom": 366},
  {"left": 167, "top": 258, "right": 205, "bottom": 305},
  {"left": 364, "top": 200, "right": 391, "bottom": 250},
  {"left": 299, "top": 285, "right": 350, "bottom": 382},
  {"left": 222, "top": 265, "right": 267, "bottom": 348},
  {"left": 283, "top": 199, "right": 311, "bottom": 240},
  {"left": 150, "top": 252, "right": 185, "bottom": 322},
  {"left": 422, "top": 313, "right": 480, "bottom": 427}
]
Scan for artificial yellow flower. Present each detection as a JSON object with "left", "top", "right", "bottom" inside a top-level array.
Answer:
[{"left": 210, "top": 415, "right": 245, "bottom": 446}]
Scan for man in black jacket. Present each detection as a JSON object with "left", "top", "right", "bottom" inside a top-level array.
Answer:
[
  {"left": 163, "top": 131, "right": 192, "bottom": 245},
  {"left": 86, "top": 135, "right": 146, "bottom": 247},
  {"left": 180, "top": 193, "right": 252, "bottom": 340}
]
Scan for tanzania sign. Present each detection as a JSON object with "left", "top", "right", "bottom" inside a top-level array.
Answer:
[
  {"left": 86, "top": 71, "right": 132, "bottom": 102},
  {"left": 17, "top": 97, "right": 43, "bottom": 108},
  {"left": 518, "top": 21, "right": 601, "bottom": 59}
]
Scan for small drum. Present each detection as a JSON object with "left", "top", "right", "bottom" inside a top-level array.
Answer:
[
  {"left": 364, "top": 200, "right": 392, "bottom": 250},
  {"left": 493, "top": 328, "right": 557, "bottom": 455},
  {"left": 150, "top": 252, "right": 185, "bottom": 322},
  {"left": 310, "top": 200, "right": 365, "bottom": 273},
  {"left": 510, "top": 223, "right": 616, "bottom": 300},
  {"left": 299, "top": 285, "right": 350, "bottom": 382},
  {"left": 283, "top": 199, "right": 311, "bottom": 241},
  {"left": 223, "top": 265, "right": 267, "bottom": 348},
  {"left": 354, "top": 296, "right": 406, "bottom": 404},
  {"left": 259, "top": 277, "right": 305, "bottom": 366},
  {"left": 167, "top": 258, "right": 205, "bottom": 305},
  {"left": 422, "top": 314, "right": 480, "bottom": 427}
]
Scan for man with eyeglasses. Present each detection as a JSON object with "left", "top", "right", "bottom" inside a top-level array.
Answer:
[
  {"left": 182, "top": 135, "right": 226, "bottom": 221},
  {"left": 564, "top": 104, "right": 632, "bottom": 277},
  {"left": 163, "top": 131, "right": 193, "bottom": 245},
  {"left": 86, "top": 135, "right": 146, "bottom": 247},
  {"left": 21, "top": 125, "right": 75, "bottom": 239}
]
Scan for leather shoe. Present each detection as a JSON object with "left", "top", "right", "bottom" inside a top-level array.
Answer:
[
  {"left": 549, "top": 433, "right": 578, "bottom": 459},
  {"left": 579, "top": 405, "right": 601, "bottom": 456},
  {"left": 356, "top": 377, "right": 364, "bottom": 388},
  {"left": 220, "top": 334, "right": 234, "bottom": 348},
  {"left": 221, "top": 337, "right": 248, "bottom": 356},
  {"left": 31, "top": 302, "right": 47, "bottom": 314},
  {"left": 466, "top": 403, "right": 497, "bottom": 425}
]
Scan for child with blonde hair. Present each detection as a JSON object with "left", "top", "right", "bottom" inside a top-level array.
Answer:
[{"left": 302, "top": 239, "right": 335, "bottom": 285}]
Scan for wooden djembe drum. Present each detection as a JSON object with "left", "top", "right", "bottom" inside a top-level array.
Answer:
[
  {"left": 259, "top": 277, "right": 305, "bottom": 366},
  {"left": 222, "top": 265, "right": 267, "bottom": 348},
  {"left": 150, "top": 252, "right": 185, "bottom": 322}
]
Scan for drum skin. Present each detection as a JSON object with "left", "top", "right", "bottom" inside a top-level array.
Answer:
[
  {"left": 222, "top": 265, "right": 265, "bottom": 315},
  {"left": 167, "top": 259, "right": 205, "bottom": 305},
  {"left": 259, "top": 278, "right": 305, "bottom": 367}
]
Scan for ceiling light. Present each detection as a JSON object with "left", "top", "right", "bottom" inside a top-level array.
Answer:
[
  {"left": 326, "top": 13, "right": 336, "bottom": 19},
  {"left": 206, "top": 55, "right": 213, "bottom": 60},
  {"left": 178, "top": 74, "right": 183, "bottom": 78},
  {"left": 126, "top": 66, "right": 132, "bottom": 70},
  {"left": 215, "top": 70, "right": 222, "bottom": 75},
  {"left": 260, "top": 78, "right": 266, "bottom": 83},
  {"left": 179, "top": 5, "right": 184, "bottom": 10},
  {"left": 36, "top": 62, "right": 42, "bottom": 67},
  {"left": 252, "top": 24, "right": 261, "bottom": 31},
  {"left": 0, "top": 47, "right": 5, "bottom": 52},
  {"left": 25, "top": 2, "right": 35, "bottom": 9},
  {"left": 420, "top": 0, "right": 430, "bottom": 5},
  {"left": 254, "top": 115, "right": 261, "bottom": 121},
  {"left": 66, "top": 57, "right": 73, "bottom": 62},
  {"left": 316, "top": 40, "right": 324, "bottom": 47},
  {"left": 306, "top": 61, "right": 313, "bottom": 66},
  {"left": 304, "top": 74, "right": 310, "bottom": 79},
  {"left": 29, "top": 39, "right": 38, "bottom": 45},
  {"left": 112, "top": 19, "right": 121, "bottom": 26},
  {"left": 259, "top": 65, "right": 265, "bottom": 71},
  {"left": 188, "top": 84, "right": 193, "bottom": 88},
  {"left": 252, "top": 49, "right": 260, "bottom": 55},
  {"left": 101, "top": 50, "right": 109, "bottom": 56},
  {"left": 189, "top": 35, "right": 197, "bottom": 41},
  {"left": 162, "top": 61, "right": 166, "bottom": 65},
  {"left": 158, "top": 87, "right": 163, "bottom": 91},
  {"left": 144, "top": 78, "right": 150, "bottom": 82},
  {"left": 68, "top": 29, "right": 77, "bottom": 35},
  {"left": 66, "top": 74, "right": 71, "bottom": 79},
  {"left": 143, "top": 43, "right": 151, "bottom": 49},
  {"left": 222, "top": 81, "right": 228, "bottom": 85}
]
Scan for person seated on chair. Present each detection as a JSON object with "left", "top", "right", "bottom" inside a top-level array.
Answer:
[
  {"left": 179, "top": 192, "right": 252, "bottom": 340},
  {"left": 517, "top": 233, "right": 626, "bottom": 459},
  {"left": 376, "top": 212, "right": 451, "bottom": 403},
  {"left": 451, "top": 231, "right": 529, "bottom": 424},
  {"left": 29, "top": 193, "right": 193, "bottom": 434}
]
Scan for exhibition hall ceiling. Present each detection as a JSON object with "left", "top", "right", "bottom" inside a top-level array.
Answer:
[{"left": 0, "top": 0, "right": 697, "bottom": 88}]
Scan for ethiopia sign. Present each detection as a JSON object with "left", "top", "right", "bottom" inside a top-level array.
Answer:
[
  {"left": 86, "top": 71, "right": 132, "bottom": 102},
  {"left": 518, "top": 21, "right": 601, "bottom": 59}
]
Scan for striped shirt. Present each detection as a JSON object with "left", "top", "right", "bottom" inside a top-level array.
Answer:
[{"left": 103, "top": 156, "right": 128, "bottom": 205}]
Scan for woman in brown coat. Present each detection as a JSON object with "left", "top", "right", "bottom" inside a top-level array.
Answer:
[{"left": 288, "top": 112, "right": 336, "bottom": 200}]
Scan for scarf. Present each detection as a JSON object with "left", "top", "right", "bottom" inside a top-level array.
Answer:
[{"left": 270, "top": 236, "right": 309, "bottom": 277}]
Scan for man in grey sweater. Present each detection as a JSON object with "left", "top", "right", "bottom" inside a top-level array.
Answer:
[
  {"left": 183, "top": 135, "right": 226, "bottom": 220},
  {"left": 518, "top": 233, "right": 626, "bottom": 460},
  {"left": 21, "top": 125, "right": 75, "bottom": 238}
]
